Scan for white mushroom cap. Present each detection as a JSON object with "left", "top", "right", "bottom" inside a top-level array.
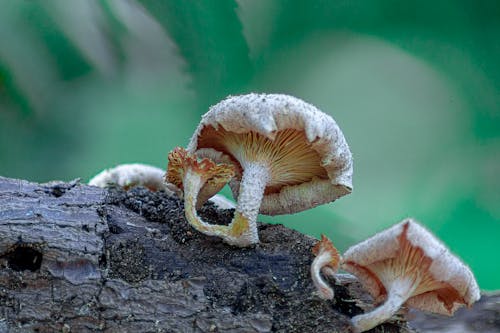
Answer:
[
  {"left": 342, "top": 218, "right": 480, "bottom": 332},
  {"left": 186, "top": 93, "right": 353, "bottom": 215},
  {"left": 89, "top": 163, "right": 174, "bottom": 193}
]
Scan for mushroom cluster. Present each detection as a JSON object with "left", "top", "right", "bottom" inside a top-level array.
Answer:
[
  {"left": 88, "top": 93, "right": 353, "bottom": 247},
  {"left": 167, "top": 93, "right": 353, "bottom": 247},
  {"left": 311, "top": 218, "right": 480, "bottom": 332},
  {"left": 88, "top": 93, "right": 481, "bottom": 332}
]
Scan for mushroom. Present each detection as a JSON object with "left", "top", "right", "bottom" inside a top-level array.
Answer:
[
  {"left": 177, "top": 93, "right": 353, "bottom": 247},
  {"left": 89, "top": 163, "right": 173, "bottom": 192},
  {"left": 311, "top": 234, "right": 340, "bottom": 300},
  {"left": 342, "top": 218, "right": 481, "bottom": 333},
  {"left": 167, "top": 147, "right": 236, "bottom": 209},
  {"left": 166, "top": 147, "right": 247, "bottom": 243}
]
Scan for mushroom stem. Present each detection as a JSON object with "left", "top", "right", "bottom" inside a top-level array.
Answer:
[
  {"left": 311, "top": 251, "right": 336, "bottom": 300},
  {"left": 182, "top": 161, "right": 270, "bottom": 247},
  {"left": 311, "top": 235, "right": 340, "bottom": 299},
  {"left": 231, "top": 161, "right": 271, "bottom": 246},
  {"left": 182, "top": 168, "right": 231, "bottom": 237},
  {"left": 351, "top": 277, "right": 418, "bottom": 333}
]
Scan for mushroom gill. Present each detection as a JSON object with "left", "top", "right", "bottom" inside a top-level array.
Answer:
[
  {"left": 347, "top": 223, "right": 465, "bottom": 310},
  {"left": 342, "top": 219, "right": 480, "bottom": 332},
  {"left": 197, "top": 126, "right": 328, "bottom": 194}
]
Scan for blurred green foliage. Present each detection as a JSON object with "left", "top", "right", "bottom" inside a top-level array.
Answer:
[{"left": 0, "top": 1, "right": 498, "bottom": 289}]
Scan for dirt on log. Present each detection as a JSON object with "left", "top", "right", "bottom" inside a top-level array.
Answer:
[{"left": 0, "top": 176, "right": 497, "bottom": 333}]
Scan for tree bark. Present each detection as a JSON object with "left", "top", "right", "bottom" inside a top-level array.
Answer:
[{"left": 0, "top": 176, "right": 497, "bottom": 333}]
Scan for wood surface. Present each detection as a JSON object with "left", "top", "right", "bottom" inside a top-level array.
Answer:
[{"left": 0, "top": 176, "right": 497, "bottom": 333}]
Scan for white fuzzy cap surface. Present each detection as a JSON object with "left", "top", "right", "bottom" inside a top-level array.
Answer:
[{"left": 89, "top": 163, "right": 170, "bottom": 192}]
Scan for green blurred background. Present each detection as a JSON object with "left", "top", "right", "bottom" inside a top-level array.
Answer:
[{"left": 0, "top": 1, "right": 498, "bottom": 289}]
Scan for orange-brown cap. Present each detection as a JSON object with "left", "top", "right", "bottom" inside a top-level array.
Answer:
[
  {"left": 167, "top": 147, "right": 235, "bottom": 208},
  {"left": 312, "top": 234, "right": 341, "bottom": 271}
]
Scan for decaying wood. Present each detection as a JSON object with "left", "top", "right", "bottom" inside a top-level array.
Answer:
[{"left": 0, "top": 176, "right": 497, "bottom": 333}]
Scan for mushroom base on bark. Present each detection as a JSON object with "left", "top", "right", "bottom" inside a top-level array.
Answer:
[
  {"left": 182, "top": 165, "right": 264, "bottom": 247},
  {"left": 351, "top": 278, "right": 417, "bottom": 332},
  {"left": 168, "top": 147, "right": 273, "bottom": 247}
]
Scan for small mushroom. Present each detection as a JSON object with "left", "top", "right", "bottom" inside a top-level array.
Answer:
[
  {"left": 167, "top": 147, "right": 236, "bottom": 209},
  {"left": 167, "top": 147, "right": 247, "bottom": 243},
  {"left": 180, "top": 93, "right": 353, "bottom": 246},
  {"left": 89, "top": 163, "right": 173, "bottom": 192},
  {"left": 311, "top": 234, "right": 340, "bottom": 300},
  {"left": 342, "top": 218, "right": 480, "bottom": 333}
]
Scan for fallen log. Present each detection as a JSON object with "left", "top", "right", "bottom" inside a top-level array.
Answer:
[{"left": 0, "top": 176, "right": 497, "bottom": 332}]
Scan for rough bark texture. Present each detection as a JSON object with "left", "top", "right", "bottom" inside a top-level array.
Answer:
[{"left": 0, "top": 176, "right": 497, "bottom": 333}]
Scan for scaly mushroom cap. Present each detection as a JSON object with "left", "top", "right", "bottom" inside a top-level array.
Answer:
[
  {"left": 167, "top": 147, "right": 235, "bottom": 208},
  {"left": 342, "top": 218, "right": 480, "bottom": 315},
  {"left": 187, "top": 93, "right": 353, "bottom": 215}
]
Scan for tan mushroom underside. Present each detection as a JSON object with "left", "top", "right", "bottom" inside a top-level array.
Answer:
[
  {"left": 343, "top": 219, "right": 480, "bottom": 315},
  {"left": 197, "top": 126, "right": 328, "bottom": 194}
]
